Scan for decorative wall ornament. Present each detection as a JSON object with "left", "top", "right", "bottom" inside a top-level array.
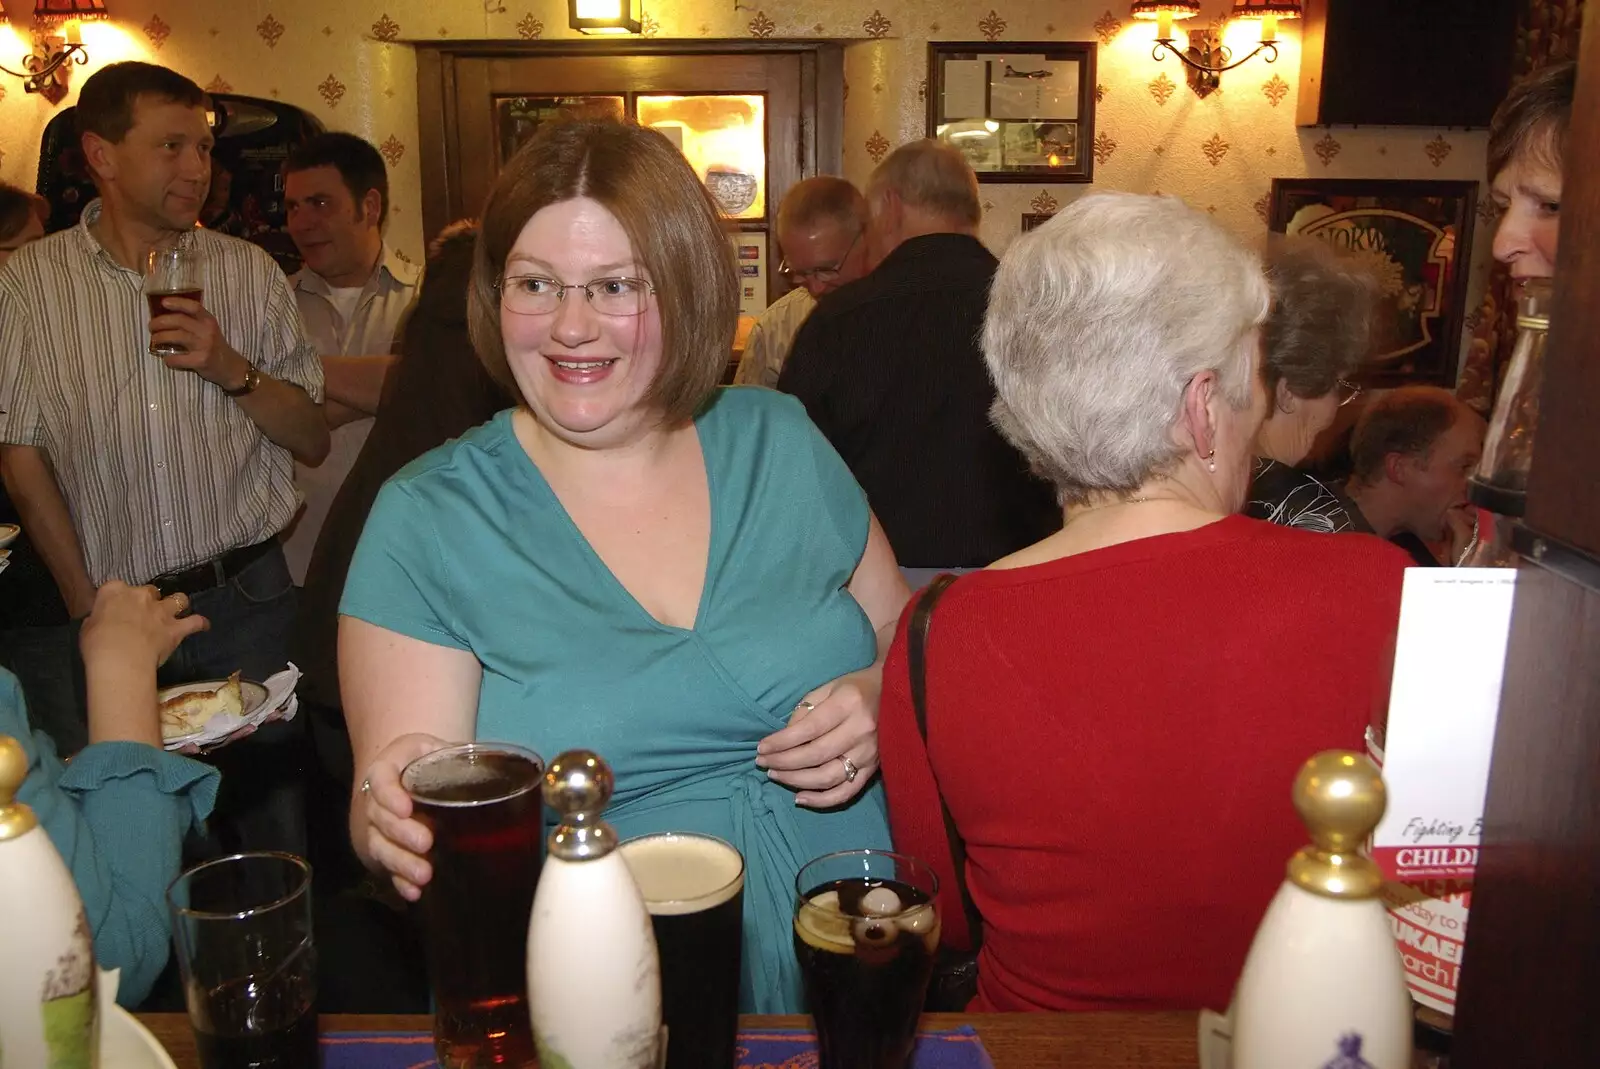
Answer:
[
  {"left": 1095, "top": 83, "right": 1106, "bottom": 101},
  {"left": 517, "top": 14, "right": 544, "bottom": 38},
  {"left": 863, "top": 10, "right": 891, "bottom": 38},
  {"left": 317, "top": 73, "right": 347, "bottom": 108},
  {"left": 257, "top": 14, "right": 286, "bottom": 48},
  {"left": 144, "top": 15, "right": 172, "bottom": 50},
  {"left": 1201, "top": 132, "right": 1229, "bottom": 166},
  {"left": 1093, "top": 10, "right": 1122, "bottom": 45},
  {"left": 205, "top": 75, "right": 232, "bottom": 94},
  {"left": 866, "top": 130, "right": 891, "bottom": 163},
  {"left": 978, "top": 10, "right": 1007, "bottom": 41},
  {"left": 371, "top": 14, "right": 400, "bottom": 42},
  {"left": 1148, "top": 71, "right": 1176, "bottom": 105},
  {"left": 748, "top": 11, "right": 775, "bottom": 37},
  {"left": 1093, "top": 130, "right": 1118, "bottom": 164},
  {"left": 641, "top": 12, "right": 659, "bottom": 37},
  {"left": 1030, "top": 190, "right": 1059, "bottom": 213},
  {"left": 1424, "top": 135, "right": 1453, "bottom": 168},
  {"left": 379, "top": 135, "right": 405, "bottom": 166},
  {"left": 1262, "top": 73, "right": 1289, "bottom": 106},
  {"left": 1313, "top": 132, "right": 1341, "bottom": 167},
  {"left": 1254, "top": 192, "right": 1270, "bottom": 220},
  {"left": 918, "top": 79, "right": 927, "bottom": 102}
]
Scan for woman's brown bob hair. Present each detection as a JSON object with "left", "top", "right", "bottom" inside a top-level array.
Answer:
[
  {"left": 1487, "top": 60, "right": 1575, "bottom": 183},
  {"left": 468, "top": 119, "right": 739, "bottom": 426}
]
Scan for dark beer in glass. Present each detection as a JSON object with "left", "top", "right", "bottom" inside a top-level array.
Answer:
[
  {"left": 793, "top": 850, "right": 940, "bottom": 1069},
  {"left": 620, "top": 832, "right": 745, "bottom": 1069},
  {"left": 404, "top": 743, "right": 545, "bottom": 1069}
]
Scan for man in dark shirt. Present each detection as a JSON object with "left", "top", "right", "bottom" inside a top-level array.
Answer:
[
  {"left": 1344, "top": 386, "right": 1485, "bottom": 566},
  {"left": 777, "top": 140, "right": 1058, "bottom": 569}
]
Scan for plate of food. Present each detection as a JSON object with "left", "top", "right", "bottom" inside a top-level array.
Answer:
[
  {"left": 159, "top": 672, "right": 270, "bottom": 747},
  {"left": 0, "top": 523, "right": 19, "bottom": 550}
]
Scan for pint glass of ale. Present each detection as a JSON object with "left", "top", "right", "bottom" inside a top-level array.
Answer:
[
  {"left": 620, "top": 832, "right": 745, "bottom": 1069},
  {"left": 403, "top": 742, "right": 545, "bottom": 1069}
]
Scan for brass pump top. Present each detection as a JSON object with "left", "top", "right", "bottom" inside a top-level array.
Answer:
[
  {"left": 544, "top": 749, "right": 619, "bottom": 862},
  {"left": 1286, "top": 750, "right": 1387, "bottom": 900},
  {"left": 0, "top": 734, "right": 38, "bottom": 841}
]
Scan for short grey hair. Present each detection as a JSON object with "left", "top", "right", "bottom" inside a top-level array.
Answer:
[
  {"left": 983, "top": 192, "right": 1270, "bottom": 503},
  {"left": 867, "top": 139, "right": 981, "bottom": 226},
  {"left": 776, "top": 176, "right": 868, "bottom": 235},
  {"left": 1262, "top": 235, "right": 1378, "bottom": 401}
]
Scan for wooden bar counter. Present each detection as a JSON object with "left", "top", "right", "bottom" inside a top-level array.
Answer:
[{"left": 137, "top": 1011, "right": 1202, "bottom": 1068}]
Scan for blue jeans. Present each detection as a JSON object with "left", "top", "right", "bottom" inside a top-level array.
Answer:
[
  {"left": 161, "top": 543, "right": 308, "bottom": 859},
  {"left": 0, "top": 622, "right": 86, "bottom": 754}
]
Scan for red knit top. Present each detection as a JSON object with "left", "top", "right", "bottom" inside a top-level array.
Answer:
[{"left": 878, "top": 515, "right": 1410, "bottom": 1013}]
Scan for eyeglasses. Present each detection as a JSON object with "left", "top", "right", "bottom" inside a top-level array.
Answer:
[
  {"left": 778, "top": 229, "right": 863, "bottom": 284},
  {"left": 1337, "top": 378, "right": 1363, "bottom": 407},
  {"left": 496, "top": 275, "right": 655, "bottom": 317}
]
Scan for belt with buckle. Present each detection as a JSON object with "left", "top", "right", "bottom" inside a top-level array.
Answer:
[{"left": 150, "top": 539, "right": 278, "bottom": 600}]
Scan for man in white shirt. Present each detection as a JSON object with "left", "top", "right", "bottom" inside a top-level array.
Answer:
[
  {"left": 734, "top": 176, "right": 871, "bottom": 387},
  {"left": 281, "top": 133, "right": 420, "bottom": 584},
  {"left": 0, "top": 61, "right": 328, "bottom": 855}
]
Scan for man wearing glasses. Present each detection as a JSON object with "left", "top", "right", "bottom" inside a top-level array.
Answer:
[{"left": 733, "top": 177, "right": 871, "bottom": 388}]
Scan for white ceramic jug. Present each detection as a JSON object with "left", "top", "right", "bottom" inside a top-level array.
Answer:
[
  {"left": 0, "top": 734, "right": 99, "bottom": 1069},
  {"left": 1228, "top": 751, "right": 1412, "bottom": 1069},
  {"left": 526, "top": 750, "right": 662, "bottom": 1069}
]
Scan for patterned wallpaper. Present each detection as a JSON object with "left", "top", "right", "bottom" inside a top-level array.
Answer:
[{"left": 0, "top": 0, "right": 1499, "bottom": 368}]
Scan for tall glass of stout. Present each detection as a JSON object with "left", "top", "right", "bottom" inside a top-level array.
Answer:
[
  {"left": 144, "top": 245, "right": 204, "bottom": 356},
  {"left": 619, "top": 832, "right": 746, "bottom": 1069},
  {"left": 167, "top": 852, "right": 319, "bottom": 1069},
  {"left": 793, "top": 849, "right": 941, "bottom": 1069},
  {"left": 404, "top": 742, "right": 545, "bottom": 1069}
]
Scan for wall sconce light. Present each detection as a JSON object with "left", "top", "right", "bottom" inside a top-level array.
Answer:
[
  {"left": 568, "top": 0, "right": 641, "bottom": 35},
  {"left": 1131, "top": 0, "right": 1301, "bottom": 99},
  {"left": 0, "top": 0, "right": 108, "bottom": 105}
]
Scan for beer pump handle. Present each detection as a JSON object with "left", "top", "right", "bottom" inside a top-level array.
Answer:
[
  {"left": 1227, "top": 751, "right": 1413, "bottom": 1069},
  {"left": 543, "top": 748, "right": 621, "bottom": 862}
]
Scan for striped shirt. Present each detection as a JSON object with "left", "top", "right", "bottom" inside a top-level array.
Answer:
[{"left": 0, "top": 201, "right": 325, "bottom": 586}]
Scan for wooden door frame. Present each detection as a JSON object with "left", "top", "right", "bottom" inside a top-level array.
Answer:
[{"left": 415, "top": 39, "right": 844, "bottom": 243}]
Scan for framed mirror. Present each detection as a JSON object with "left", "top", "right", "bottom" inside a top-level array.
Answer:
[{"left": 927, "top": 41, "right": 1098, "bottom": 183}]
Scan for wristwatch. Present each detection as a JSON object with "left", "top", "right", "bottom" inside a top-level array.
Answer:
[{"left": 223, "top": 362, "right": 262, "bottom": 398}]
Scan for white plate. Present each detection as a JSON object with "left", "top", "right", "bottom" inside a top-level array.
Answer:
[
  {"left": 158, "top": 678, "right": 271, "bottom": 745},
  {"left": 0, "top": 523, "right": 18, "bottom": 550},
  {"left": 103, "top": 1004, "right": 180, "bottom": 1069}
]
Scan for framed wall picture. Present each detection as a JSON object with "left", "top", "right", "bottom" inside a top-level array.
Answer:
[
  {"left": 928, "top": 41, "right": 1098, "bottom": 183},
  {"left": 1269, "top": 178, "right": 1480, "bottom": 387}
]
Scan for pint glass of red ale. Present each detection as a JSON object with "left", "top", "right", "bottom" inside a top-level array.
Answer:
[
  {"left": 144, "top": 245, "right": 204, "bottom": 356},
  {"left": 403, "top": 742, "right": 545, "bottom": 1069}
]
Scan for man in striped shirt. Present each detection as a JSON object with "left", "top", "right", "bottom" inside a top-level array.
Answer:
[{"left": 0, "top": 62, "right": 328, "bottom": 853}]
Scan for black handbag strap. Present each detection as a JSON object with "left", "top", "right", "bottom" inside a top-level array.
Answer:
[{"left": 908, "top": 573, "right": 983, "bottom": 950}]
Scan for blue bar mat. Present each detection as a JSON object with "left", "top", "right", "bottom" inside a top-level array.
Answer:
[{"left": 320, "top": 1026, "right": 995, "bottom": 1069}]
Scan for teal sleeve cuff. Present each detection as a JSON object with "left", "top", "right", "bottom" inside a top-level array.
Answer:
[{"left": 57, "top": 742, "right": 221, "bottom": 828}]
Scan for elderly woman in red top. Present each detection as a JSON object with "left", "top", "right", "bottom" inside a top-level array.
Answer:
[{"left": 876, "top": 192, "right": 1410, "bottom": 1013}]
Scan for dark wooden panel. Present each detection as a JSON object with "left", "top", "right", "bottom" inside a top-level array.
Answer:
[
  {"left": 1453, "top": 564, "right": 1600, "bottom": 1066},
  {"left": 1525, "top": 27, "right": 1600, "bottom": 557},
  {"left": 1296, "top": 0, "right": 1517, "bottom": 128}
]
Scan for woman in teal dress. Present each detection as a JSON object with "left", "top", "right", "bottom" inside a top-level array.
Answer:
[{"left": 341, "top": 120, "right": 910, "bottom": 1013}]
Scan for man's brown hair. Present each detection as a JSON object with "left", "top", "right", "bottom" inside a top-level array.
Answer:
[
  {"left": 468, "top": 120, "right": 738, "bottom": 425},
  {"left": 1487, "top": 61, "right": 1576, "bottom": 182},
  {"left": 1350, "top": 385, "right": 1463, "bottom": 483},
  {"left": 76, "top": 61, "right": 207, "bottom": 144}
]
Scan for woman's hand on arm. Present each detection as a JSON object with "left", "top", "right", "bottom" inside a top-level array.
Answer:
[
  {"left": 341, "top": 616, "right": 479, "bottom": 901},
  {"left": 756, "top": 514, "right": 909, "bottom": 808}
]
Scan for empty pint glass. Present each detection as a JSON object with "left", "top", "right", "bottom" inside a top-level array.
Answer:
[{"left": 404, "top": 742, "right": 545, "bottom": 1069}]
